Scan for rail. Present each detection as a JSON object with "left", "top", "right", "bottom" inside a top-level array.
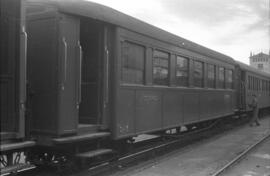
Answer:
[
  {"left": 81, "top": 117, "right": 249, "bottom": 176},
  {"left": 211, "top": 132, "right": 270, "bottom": 176}
]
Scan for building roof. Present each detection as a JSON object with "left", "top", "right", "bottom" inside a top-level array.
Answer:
[
  {"left": 250, "top": 52, "right": 270, "bottom": 59},
  {"left": 27, "top": 0, "right": 235, "bottom": 65}
]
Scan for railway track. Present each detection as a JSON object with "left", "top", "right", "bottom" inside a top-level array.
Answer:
[
  {"left": 74, "top": 115, "right": 250, "bottom": 176},
  {"left": 15, "top": 115, "right": 250, "bottom": 176},
  {"left": 211, "top": 131, "right": 270, "bottom": 176}
]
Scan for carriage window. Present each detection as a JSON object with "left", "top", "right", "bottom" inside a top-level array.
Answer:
[
  {"left": 253, "top": 77, "right": 255, "bottom": 90},
  {"left": 260, "top": 80, "right": 262, "bottom": 91},
  {"left": 121, "top": 41, "right": 145, "bottom": 84},
  {"left": 256, "top": 78, "right": 259, "bottom": 91},
  {"left": 207, "top": 64, "right": 215, "bottom": 88},
  {"left": 218, "top": 67, "right": 225, "bottom": 88},
  {"left": 176, "top": 56, "right": 189, "bottom": 86},
  {"left": 253, "top": 77, "right": 255, "bottom": 91},
  {"left": 226, "top": 69, "right": 233, "bottom": 89},
  {"left": 248, "top": 76, "right": 251, "bottom": 90},
  {"left": 266, "top": 81, "right": 270, "bottom": 95},
  {"left": 255, "top": 78, "right": 258, "bottom": 91},
  {"left": 268, "top": 81, "right": 270, "bottom": 93},
  {"left": 264, "top": 80, "right": 266, "bottom": 92},
  {"left": 193, "top": 61, "right": 204, "bottom": 87},
  {"left": 256, "top": 78, "right": 258, "bottom": 91},
  {"left": 258, "top": 78, "right": 260, "bottom": 91},
  {"left": 153, "top": 50, "right": 169, "bottom": 86},
  {"left": 250, "top": 76, "right": 252, "bottom": 90},
  {"left": 258, "top": 79, "right": 260, "bottom": 91},
  {"left": 258, "top": 78, "right": 262, "bottom": 91}
]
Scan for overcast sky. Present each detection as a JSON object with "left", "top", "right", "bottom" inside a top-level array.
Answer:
[{"left": 88, "top": 0, "right": 269, "bottom": 64}]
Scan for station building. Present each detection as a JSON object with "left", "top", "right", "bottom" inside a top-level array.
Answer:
[{"left": 249, "top": 52, "right": 270, "bottom": 73}]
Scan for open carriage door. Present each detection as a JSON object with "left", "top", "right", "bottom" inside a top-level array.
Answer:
[
  {"left": 57, "top": 14, "right": 81, "bottom": 135},
  {"left": 27, "top": 12, "right": 81, "bottom": 136}
]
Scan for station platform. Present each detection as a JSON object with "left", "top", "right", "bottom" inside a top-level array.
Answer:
[
  {"left": 223, "top": 136, "right": 270, "bottom": 176},
  {"left": 111, "top": 116, "right": 270, "bottom": 176}
]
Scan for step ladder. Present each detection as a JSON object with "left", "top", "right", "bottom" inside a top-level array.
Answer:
[
  {"left": 1, "top": 141, "right": 36, "bottom": 152},
  {"left": 52, "top": 132, "right": 111, "bottom": 145},
  {"left": 76, "top": 149, "right": 114, "bottom": 159}
]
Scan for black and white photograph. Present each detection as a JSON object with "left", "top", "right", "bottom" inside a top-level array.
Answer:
[{"left": 1, "top": 0, "right": 270, "bottom": 175}]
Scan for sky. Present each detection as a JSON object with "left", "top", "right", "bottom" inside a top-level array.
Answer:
[{"left": 87, "top": 0, "right": 270, "bottom": 64}]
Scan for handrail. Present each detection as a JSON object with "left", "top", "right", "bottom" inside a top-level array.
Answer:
[
  {"left": 78, "top": 41, "right": 82, "bottom": 106},
  {"left": 105, "top": 47, "right": 109, "bottom": 104},
  {"left": 62, "top": 37, "right": 67, "bottom": 90},
  {"left": 21, "top": 26, "right": 27, "bottom": 105}
]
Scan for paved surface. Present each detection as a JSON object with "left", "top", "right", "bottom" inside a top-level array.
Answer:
[
  {"left": 222, "top": 136, "right": 270, "bottom": 176},
  {"left": 110, "top": 117, "right": 270, "bottom": 176}
]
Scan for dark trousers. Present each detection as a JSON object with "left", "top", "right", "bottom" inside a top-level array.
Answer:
[{"left": 250, "top": 108, "right": 260, "bottom": 125}]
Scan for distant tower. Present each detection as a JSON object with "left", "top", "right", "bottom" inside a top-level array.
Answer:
[{"left": 249, "top": 51, "right": 270, "bottom": 73}]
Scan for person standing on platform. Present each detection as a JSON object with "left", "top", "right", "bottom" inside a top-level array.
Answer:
[{"left": 249, "top": 94, "right": 260, "bottom": 126}]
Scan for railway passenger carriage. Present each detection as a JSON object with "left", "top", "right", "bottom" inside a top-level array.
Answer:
[
  {"left": 1, "top": 0, "right": 270, "bottom": 173},
  {"left": 115, "top": 28, "right": 236, "bottom": 138},
  {"left": 236, "top": 62, "right": 270, "bottom": 114},
  {"left": 26, "top": 0, "right": 237, "bottom": 142}
]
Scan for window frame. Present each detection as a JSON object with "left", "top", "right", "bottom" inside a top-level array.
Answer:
[
  {"left": 193, "top": 60, "right": 204, "bottom": 88},
  {"left": 218, "top": 66, "right": 225, "bottom": 89},
  {"left": 207, "top": 64, "right": 216, "bottom": 89},
  {"left": 175, "top": 55, "right": 189, "bottom": 87},
  {"left": 121, "top": 41, "right": 146, "bottom": 85},
  {"left": 152, "top": 49, "right": 170, "bottom": 86},
  {"left": 226, "top": 69, "right": 234, "bottom": 89}
]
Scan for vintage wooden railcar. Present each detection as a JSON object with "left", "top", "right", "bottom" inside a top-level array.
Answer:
[
  {"left": 1, "top": 0, "right": 270, "bottom": 173},
  {"left": 236, "top": 62, "right": 270, "bottom": 113},
  {"left": 26, "top": 0, "right": 237, "bottom": 143}
]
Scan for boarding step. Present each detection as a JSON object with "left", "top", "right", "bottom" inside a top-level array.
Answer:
[
  {"left": 78, "top": 124, "right": 100, "bottom": 134},
  {"left": 52, "top": 132, "right": 111, "bottom": 145},
  {"left": 0, "top": 132, "right": 17, "bottom": 141},
  {"left": 76, "top": 149, "right": 114, "bottom": 159},
  {"left": 0, "top": 163, "right": 34, "bottom": 175},
  {"left": 0, "top": 141, "right": 36, "bottom": 152}
]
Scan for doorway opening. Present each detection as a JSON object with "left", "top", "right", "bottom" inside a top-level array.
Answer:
[{"left": 79, "top": 18, "right": 104, "bottom": 126}]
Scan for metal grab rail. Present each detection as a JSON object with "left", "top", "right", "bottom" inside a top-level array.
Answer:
[
  {"left": 105, "top": 47, "right": 109, "bottom": 104},
  {"left": 61, "top": 37, "right": 67, "bottom": 90},
  {"left": 20, "top": 26, "right": 27, "bottom": 106},
  {"left": 77, "top": 41, "right": 82, "bottom": 107}
]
